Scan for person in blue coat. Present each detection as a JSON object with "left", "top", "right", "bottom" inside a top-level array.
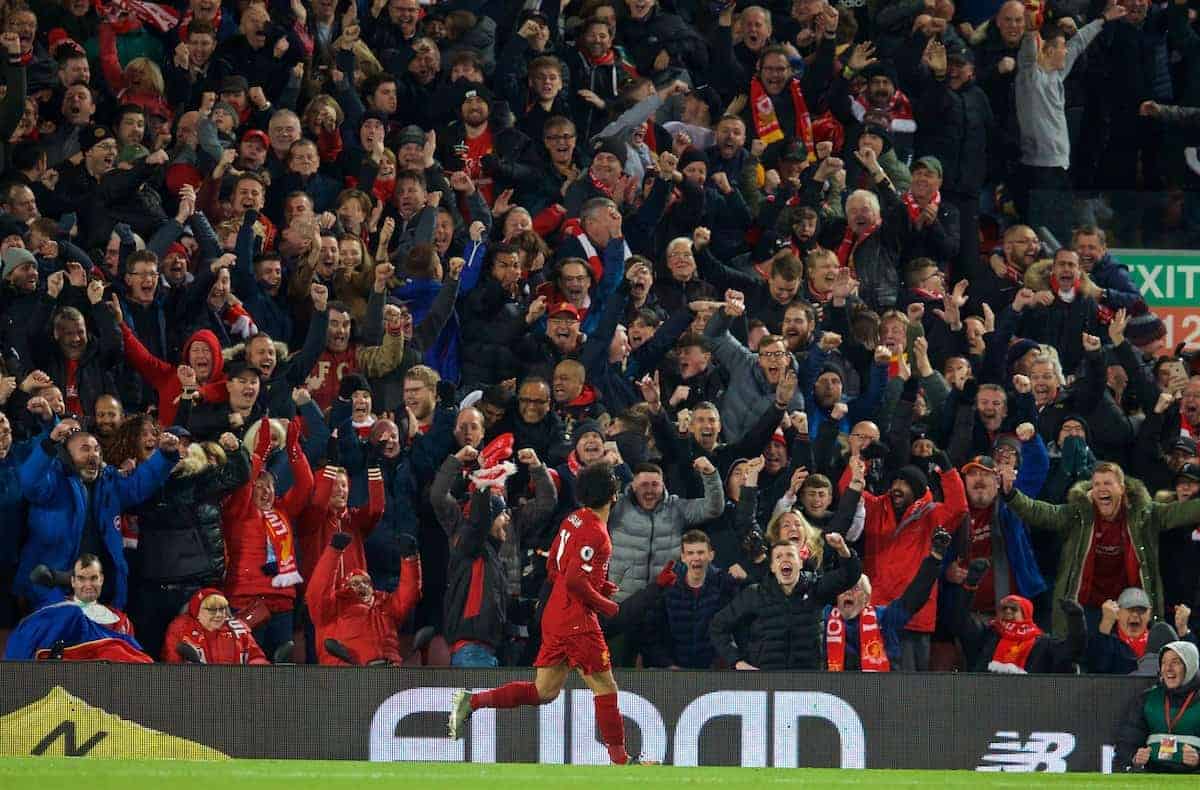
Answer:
[{"left": 15, "top": 414, "right": 179, "bottom": 612}]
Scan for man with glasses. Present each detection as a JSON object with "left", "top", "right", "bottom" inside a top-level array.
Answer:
[
  {"left": 738, "top": 45, "right": 819, "bottom": 167},
  {"left": 973, "top": 224, "right": 1041, "bottom": 313}
]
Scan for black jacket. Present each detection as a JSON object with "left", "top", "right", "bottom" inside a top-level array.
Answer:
[
  {"left": 945, "top": 583, "right": 1087, "bottom": 673},
  {"left": 133, "top": 447, "right": 251, "bottom": 587},
  {"left": 913, "top": 71, "right": 993, "bottom": 195},
  {"left": 443, "top": 489, "right": 509, "bottom": 649},
  {"left": 710, "top": 553, "right": 862, "bottom": 670},
  {"left": 648, "top": 563, "right": 740, "bottom": 669}
]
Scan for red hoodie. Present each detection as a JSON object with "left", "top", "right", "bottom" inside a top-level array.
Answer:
[
  {"left": 120, "top": 325, "right": 226, "bottom": 425},
  {"left": 161, "top": 587, "right": 268, "bottom": 664},
  {"left": 294, "top": 466, "right": 385, "bottom": 586},
  {"left": 306, "top": 542, "right": 421, "bottom": 665},
  {"left": 840, "top": 467, "right": 968, "bottom": 633}
]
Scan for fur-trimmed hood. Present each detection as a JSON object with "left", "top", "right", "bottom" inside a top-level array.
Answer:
[
  {"left": 222, "top": 339, "right": 290, "bottom": 362},
  {"left": 1023, "top": 260, "right": 1102, "bottom": 300},
  {"left": 1066, "top": 476, "right": 1152, "bottom": 513}
]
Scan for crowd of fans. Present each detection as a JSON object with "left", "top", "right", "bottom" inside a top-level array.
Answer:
[{"left": 0, "top": 0, "right": 1198, "bottom": 770}]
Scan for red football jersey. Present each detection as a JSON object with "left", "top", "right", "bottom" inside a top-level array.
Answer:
[{"left": 542, "top": 507, "right": 612, "bottom": 637}]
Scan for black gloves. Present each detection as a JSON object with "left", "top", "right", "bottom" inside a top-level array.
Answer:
[
  {"left": 965, "top": 558, "right": 990, "bottom": 588},
  {"left": 932, "top": 450, "right": 953, "bottom": 474},
  {"left": 331, "top": 532, "right": 353, "bottom": 551},
  {"left": 1059, "top": 598, "right": 1083, "bottom": 616},
  {"left": 959, "top": 378, "right": 978, "bottom": 403},
  {"left": 397, "top": 533, "right": 418, "bottom": 558},
  {"left": 931, "top": 527, "right": 952, "bottom": 556},
  {"left": 437, "top": 380, "right": 458, "bottom": 406}
]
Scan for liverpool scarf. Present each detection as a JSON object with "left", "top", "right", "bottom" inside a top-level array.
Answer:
[
  {"left": 563, "top": 219, "right": 631, "bottom": 283},
  {"left": 1117, "top": 625, "right": 1150, "bottom": 659},
  {"left": 749, "top": 76, "right": 814, "bottom": 158},
  {"left": 850, "top": 89, "right": 916, "bottom": 134},
  {"left": 835, "top": 220, "right": 880, "bottom": 270},
  {"left": 262, "top": 509, "right": 302, "bottom": 588},
  {"left": 902, "top": 190, "right": 940, "bottom": 224},
  {"left": 988, "top": 619, "right": 1042, "bottom": 673},
  {"left": 827, "top": 605, "right": 890, "bottom": 672}
]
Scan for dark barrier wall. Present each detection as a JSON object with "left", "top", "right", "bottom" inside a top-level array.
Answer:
[{"left": 0, "top": 665, "right": 1152, "bottom": 771}]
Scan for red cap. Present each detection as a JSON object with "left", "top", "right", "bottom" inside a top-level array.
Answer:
[
  {"left": 164, "top": 162, "right": 203, "bottom": 196},
  {"left": 548, "top": 302, "right": 581, "bottom": 321},
  {"left": 241, "top": 129, "right": 270, "bottom": 149},
  {"left": 770, "top": 428, "right": 787, "bottom": 447},
  {"left": 165, "top": 242, "right": 190, "bottom": 262}
]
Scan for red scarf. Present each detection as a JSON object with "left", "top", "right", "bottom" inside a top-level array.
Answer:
[
  {"left": 989, "top": 619, "right": 1043, "bottom": 672},
  {"left": 827, "top": 605, "right": 890, "bottom": 672},
  {"left": 177, "top": 5, "right": 220, "bottom": 39},
  {"left": 588, "top": 170, "right": 617, "bottom": 200},
  {"left": 1049, "top": 274, "right": 1079, "bottom": 299},
  {"left": 902, "top": 190, "right": 940, "bottom": 224},
  {"left": 749, "top": 76, "right": 814, "bottom": 159},
  {"left": 1117, "top": 626, "right": 1150, "bottom": 658},
  {"left": 262, "top": 509, "right": 302, "bottom": 587},
  {"left": 835, "top": 221, "right": 880, "bottom": 270},
  {"left": 316, "top": 127, "right": 343, "bottom": 164},
  {"left": 96, "top": 0, "right": 179, "bottom": 32},
  {"left": 562, "top": 218, "right": 629, "bottom": 283},
  {"left": 850, "top": 89, "right": 916, "bottom": 134},
  {"left": 1183, "top": 413, "right": 1198, "bottom": 439},
  {"left": 221, "top": 301, "right": 258, "bottom": 340}
]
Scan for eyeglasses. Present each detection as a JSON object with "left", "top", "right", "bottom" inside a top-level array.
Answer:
[{"left": 760, "top": 350, "right": 790, "bottom": 359}]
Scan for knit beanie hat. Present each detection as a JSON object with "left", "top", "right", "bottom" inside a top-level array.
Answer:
[
  {"left": 678, "top": 147, "right": 708, "bottom": 171},
  {"left": 573, "top": 419, "right": 604, "bottom": 446},
  {"left": 1126, "top": 301, "right": 1167, "bottom": 348},
  {"left": 894, "top": 465, "right": 929, "bottom": 499},
  {"left": 1, "top": 247, "right": 36, "bottom": 280}
]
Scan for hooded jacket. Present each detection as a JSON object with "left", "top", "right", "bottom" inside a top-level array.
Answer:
[
  {"left": 133, "top": 445, "right": 250, "bottom": 587},
  {"left": 607, "top": 470, "right": 724, "bottom": 602},
  {"left": 846, "top": 467, "right": 968, "bottom": 632},
  {"left": 944, "top": 587, "right": 1087, "bottom": 673},
  {"left": 1005, "top": 478, "right": 1200, "bottom": 635},
  {"left": 305, "top": 539, "right": 421, "bottom": 665},
  {"left": 162, "top": 587, "right": 268, "bottom": 665},
  {"left": 1115, "top": 640, "right": 1200, "bottom": 773},
  {"left": 120, "top": 326, "right": 226, "bottom": 426}
]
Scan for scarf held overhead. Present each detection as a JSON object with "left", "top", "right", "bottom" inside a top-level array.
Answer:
[{"left": 749, "top": 76, "right": 815, "bottom": 159}]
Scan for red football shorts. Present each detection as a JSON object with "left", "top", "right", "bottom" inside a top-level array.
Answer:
[{"left": 535, "top": 629, "right": 612, "bottom": 675}]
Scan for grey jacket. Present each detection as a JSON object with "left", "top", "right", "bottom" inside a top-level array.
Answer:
[
  {"left": 1015, "top": 20, "right": 1103, "bottom": 168},
  {"left": 703, "top": 311, "right": 807, "bottom": 443},
  {"left": 608, "top": 470, "right": 724, "bottom": 602}
]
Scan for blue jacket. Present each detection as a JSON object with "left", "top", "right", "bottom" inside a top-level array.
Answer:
[
  {"left": 231, "top": 212, "right": 294, "bottom": 345},
  {"left": 15, "top": 429, "right": 176, "bottom": 610},
  {"left": 821, "top": 599, "right": 914, "bottom": 667},
  {"left": 1087, "top": 252, "right": 1141, "bottom": 311},
  {"left": 649, "top": 563, "right": 739, "bottom": 669},
  {"left": 944, "top": 435, "right": 1051, "bottom": 602}
]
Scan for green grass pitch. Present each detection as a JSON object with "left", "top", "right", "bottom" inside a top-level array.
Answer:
[{"left": 1, "top": 758, "right": 1197, "bottom": 789}]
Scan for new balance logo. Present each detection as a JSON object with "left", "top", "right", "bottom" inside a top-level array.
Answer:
[{"left": 976, "top": 731, "right": 1075, "bottom": 772}]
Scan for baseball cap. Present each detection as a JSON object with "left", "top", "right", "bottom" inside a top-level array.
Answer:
[
  {"left": 947, "top": 44, "right": 975, "bottom": 65},
  {"left": 1117, "top": 587, "right": 1152, "bottom": 611},
  {"left": 119, "top": 143, "right": 150, "bottom": 164},
  {"left": 395, "top": 125, "right": 425, "bottom": 148},
  {"left": 220, "top": 75, "right": 249, "bottom": 94},
  {"left": 225, "top": 360, "right": 264, "bottom": 380},
  {"left": 961, "top": 455, "right": 997, "bottom": 475},
  {"left": 1171, "top": 436, "right": 1198, "bottom": 456},
  {"left": 912, "top": 156, "right": 943, "bottom": 179},
  {"left": 1175, "top": 463, "right": 1200, "bottom": 483},
  {"left": 241, "top": 129, "right": 270, "bottom": 149},
  {"left": 163, "top": 425, "right": 192, "bottom": 440},
  {"left": 548, "top": 303, "right": 581, "bottom": 321}
]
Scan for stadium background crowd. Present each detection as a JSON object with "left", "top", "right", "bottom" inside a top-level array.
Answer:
[{"left": 0, "top": 0, "right": 1198, "bottom": 771}]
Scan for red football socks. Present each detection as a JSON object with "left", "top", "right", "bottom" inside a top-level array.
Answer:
[
  {"left": 470, "top": 681, "right": 541, "bottom": 710},
  {"left": 593, "top": 692, "right": 629, "bottom": 765}
]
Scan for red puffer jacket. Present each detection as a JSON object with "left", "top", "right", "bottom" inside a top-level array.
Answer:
[
  {"left": 161, "top": 587, "right": 268, "bottom": 664},
  {"left": 306, "top": 541, "right": 421, "bottom": 665}
]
